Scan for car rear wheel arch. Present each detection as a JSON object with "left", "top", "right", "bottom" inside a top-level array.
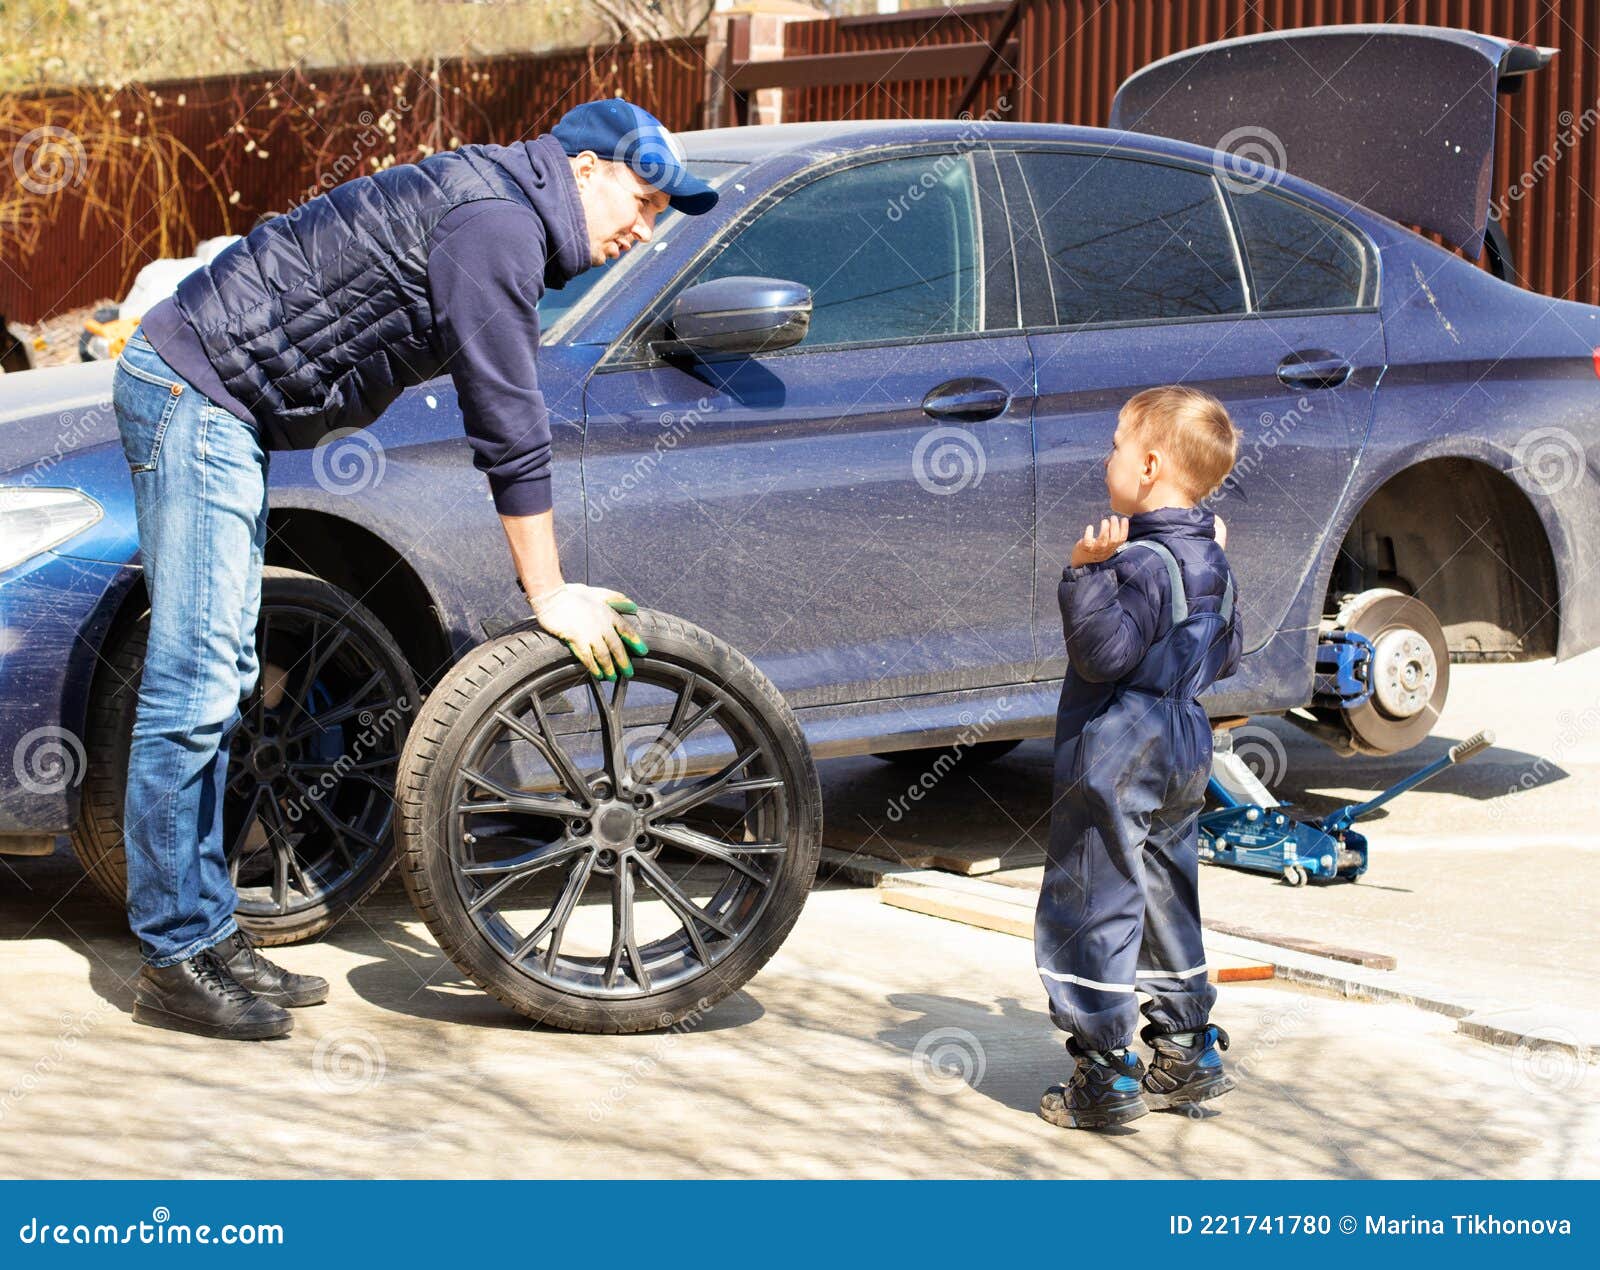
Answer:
[{"left": 1326, "top": 456, "right": 1558, "bottom": 662}]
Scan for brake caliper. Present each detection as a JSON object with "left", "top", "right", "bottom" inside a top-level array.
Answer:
[{"left": 1313, "top": 629, "right": 1374, "bottom": 708}]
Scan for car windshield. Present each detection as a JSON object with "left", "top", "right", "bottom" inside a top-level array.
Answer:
[{"left": 539, "top": 160, "right": 747, "bottom": 340}]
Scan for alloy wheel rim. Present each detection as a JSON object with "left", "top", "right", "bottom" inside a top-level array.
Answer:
[
  {"left": 446, "top": 658, "right": 791, "bottom": 1000},
  {"left": 223, "top": 603, "right": 406, "bottom": 918}
]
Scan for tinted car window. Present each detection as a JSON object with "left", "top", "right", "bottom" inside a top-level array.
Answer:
[
  {"left": 1231, "top": 188, "right": 1370, "bottom": 311},
  {"left": 691, "top": 154, "right": 989, "bottom": 347},
  {"left": 1016, "top": 152, "right": 1245, "bottom": 324}
]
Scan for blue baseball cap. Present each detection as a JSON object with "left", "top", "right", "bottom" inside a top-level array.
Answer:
[{"left": 551, "top": 99, "right": 717, "bottom": 215}]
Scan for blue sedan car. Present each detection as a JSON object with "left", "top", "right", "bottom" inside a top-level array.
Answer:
[{"left": 3, "top": 26, "right": 1596, "bottom": 949}]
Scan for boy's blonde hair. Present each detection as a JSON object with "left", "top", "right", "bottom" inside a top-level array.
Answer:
[{"left": 1120, "top": 385, "right": 1241, "bottom": 502}]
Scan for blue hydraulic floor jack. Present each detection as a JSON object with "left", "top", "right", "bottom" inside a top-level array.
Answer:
[{"left": 1199, "top": 725, "right": 1495, "bottom": 886}]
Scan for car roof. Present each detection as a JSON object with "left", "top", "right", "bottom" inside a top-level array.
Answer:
[
  {"left": 675, "top": 119, "right": 1375, "bottom": 224},
  {"left": 677, "top": 119, "right": 1199, "bottom": 163}
]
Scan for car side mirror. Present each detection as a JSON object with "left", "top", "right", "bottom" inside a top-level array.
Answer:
[{"left": 651, "top": 276, "right": 811, "bottom": 360}]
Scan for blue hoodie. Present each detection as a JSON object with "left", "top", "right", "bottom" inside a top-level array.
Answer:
[{"left": 139, "top": 133, "right": 592, "bottom": 517}]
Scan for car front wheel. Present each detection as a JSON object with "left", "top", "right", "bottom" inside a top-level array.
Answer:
[{"left": 72, "top": 566, "right": 417, "bottom": 944}]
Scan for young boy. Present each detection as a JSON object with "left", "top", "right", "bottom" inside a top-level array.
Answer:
[{"left": 1034, "top": 384, "right": 1244, "bottom": 1130}]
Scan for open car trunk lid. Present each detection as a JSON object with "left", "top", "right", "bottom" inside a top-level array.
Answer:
[{"left": 1110, "top": 25, "right": 1556, "bottom": 258}]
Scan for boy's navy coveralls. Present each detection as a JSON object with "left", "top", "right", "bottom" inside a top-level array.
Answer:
[{"left": 1035, "top": 505, "right": 1243, "bottom": 1051}]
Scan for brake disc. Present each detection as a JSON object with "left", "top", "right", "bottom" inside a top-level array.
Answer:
[{"left": 1333, "top": 589, "right": 1450, "bottom": 756}]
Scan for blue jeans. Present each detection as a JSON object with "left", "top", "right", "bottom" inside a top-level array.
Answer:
[{"left": 112, "top": 332, "right": 270, "bottom": 967}]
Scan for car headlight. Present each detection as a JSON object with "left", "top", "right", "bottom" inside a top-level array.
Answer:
[{"left": 0, "top": 487, "right": 105, "bottom": 573}]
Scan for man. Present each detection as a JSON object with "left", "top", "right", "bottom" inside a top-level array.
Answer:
[{"left": 112, "top": 99, "right": 718, "bottom": 1041}]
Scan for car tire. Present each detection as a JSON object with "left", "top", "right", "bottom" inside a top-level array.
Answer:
[
  {"left": 71, "top": 566, "right": 418, "bottom": 945},
  {"left": 395, "top": 610, "right": 822, "bottom": 1033},
  {"left": 872, "top": 738, "right": 1023, "bottom": 768}
]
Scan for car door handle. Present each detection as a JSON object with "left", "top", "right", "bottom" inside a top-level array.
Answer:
[
  {"left": 922, "top": 377, "right": 1010, "bottom": 422},
  {"left": 1276, "top": 351, "right": 1353, "bottom": 390}
]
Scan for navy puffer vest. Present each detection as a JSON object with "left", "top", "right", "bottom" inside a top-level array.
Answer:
[{"left": 170, "top": 133, "right": 589, "bottom": 448}]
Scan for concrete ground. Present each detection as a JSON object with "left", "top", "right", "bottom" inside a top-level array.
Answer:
[
  {"left": 1, "top": 856, "right": 1595, "bottom": 1179},
  {"left": 0, "top": 658, "right": 1595, "bottom": 1179},
  {"left": 825, "top": 658, "right": 1600, "bottom": 1019}
]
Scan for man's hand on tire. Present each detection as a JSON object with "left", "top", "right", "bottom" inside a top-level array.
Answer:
[{"left": 528, "top": 582, "right": 649, "bottom": 679}]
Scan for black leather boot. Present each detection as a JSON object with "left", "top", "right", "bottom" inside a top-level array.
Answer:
[
  {"left": 132, "top": 950, "right": 293, "bottom": 1040},
  {"left": 214, "top": 929, "right": 329, "bottom": 1007}
]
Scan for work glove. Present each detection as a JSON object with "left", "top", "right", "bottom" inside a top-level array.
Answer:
[{"left": 528, "top": 582, "right": 648, "bottom": 680}]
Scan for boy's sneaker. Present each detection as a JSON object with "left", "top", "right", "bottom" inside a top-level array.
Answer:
[
  {"left": 1140, "top": 1022, "right": 1235, "bottom": 1110},
  {"left": 1039, "top": 1037, "right": 1150, "bottom": 1130}
]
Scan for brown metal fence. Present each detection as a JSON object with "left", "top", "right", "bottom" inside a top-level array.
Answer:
[
  {"left": 780, "top": 3, "right": 1019, "bottom": 123},
  {"left": 8, "top": 3, "right": 1600, "bottom": 320},
  {"left": 2, "top": 39, "right": 706, "bottom": 324},
  {"left": 777, "top": 0, "right": 1600, "bottom": 305}
]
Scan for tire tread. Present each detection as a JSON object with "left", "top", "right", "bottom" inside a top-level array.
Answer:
[{"left": 394, "top": 611, "right": 821, "bottom": 1033}]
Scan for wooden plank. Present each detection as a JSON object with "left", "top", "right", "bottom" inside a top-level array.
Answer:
[
  {"left": 880, "top": 883, "right": 1032, "bottom": 939},
  {"left": 1206, "top": 950, "right": 1278, "bottom": 983},
  {"left": 728, "top": 41, "right": 1019, "bottom": 92},
  {"left": 816, "top": 845, "right": 910, "bottom": 886},
  {"left": 985, "top": 868, "right": 1042, "bottom": 891},
  {"left": 822, "top": 825, "right": 940, "bottom": 870},
  {"left": 1202, "top": 921, "right": 1397, "bottom": 970},
  {"left": 983, "top": 877, "right": 1398, "bottom": 970},
  {"left": 876, "top": 878, "right": 1274, "bottom": 983}
]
